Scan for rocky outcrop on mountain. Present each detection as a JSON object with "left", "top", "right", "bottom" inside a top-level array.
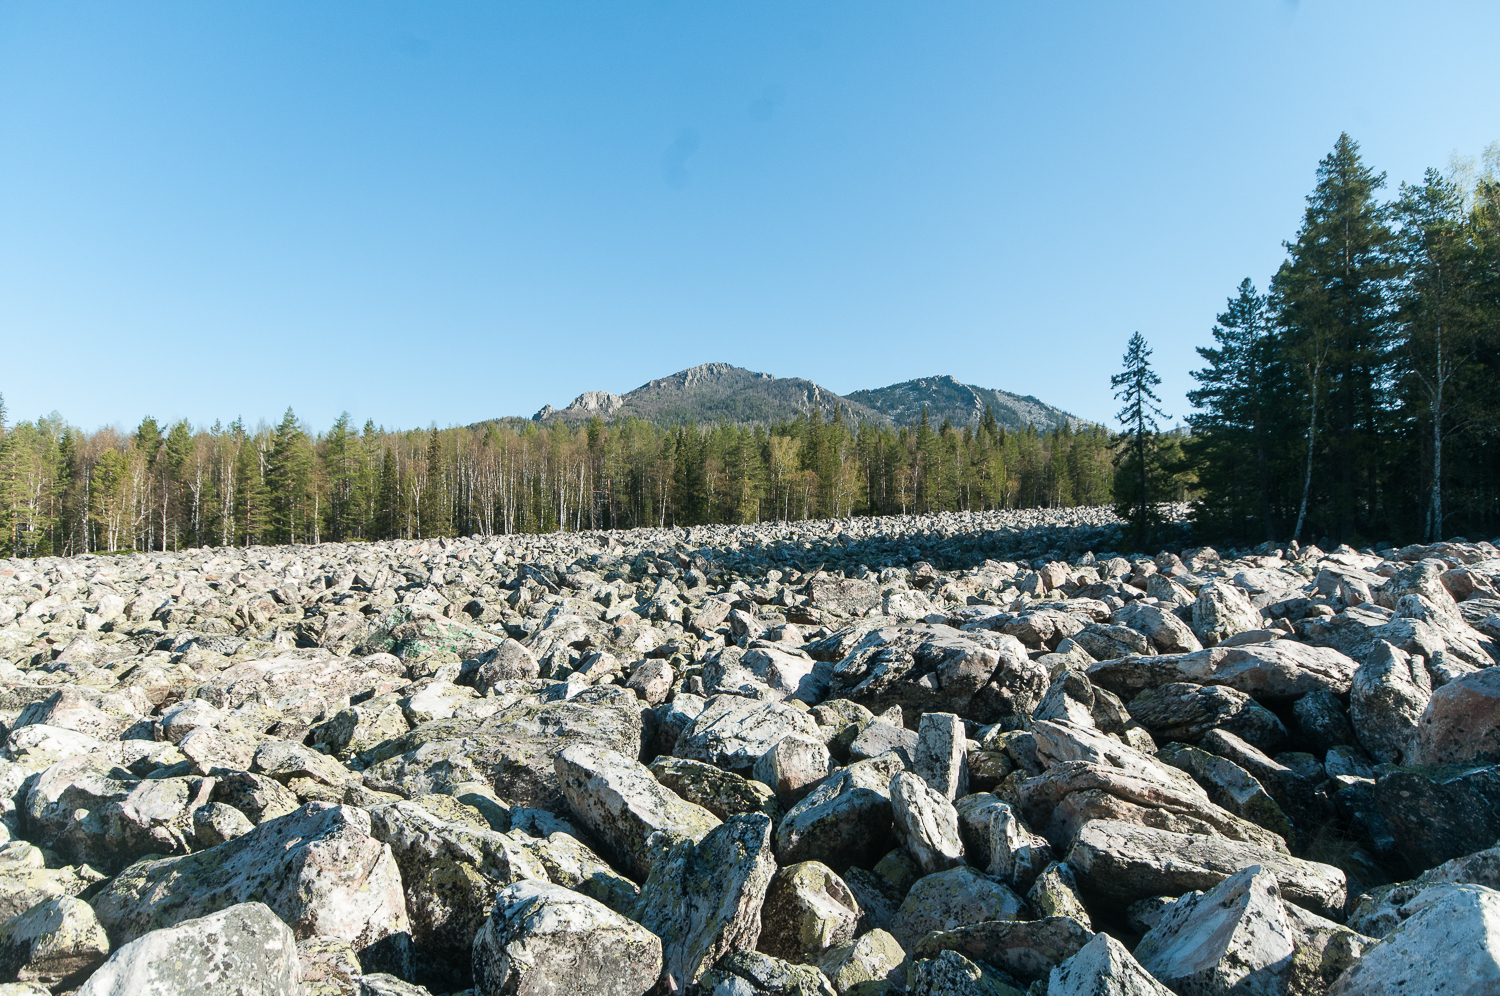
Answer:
[{"left": 0, "top": 511, "right": 1496, "bottom": 992}]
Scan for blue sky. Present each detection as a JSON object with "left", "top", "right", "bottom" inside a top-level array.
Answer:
[{"left": 3, "top": 2, "right": 1497, "bottom": 433}]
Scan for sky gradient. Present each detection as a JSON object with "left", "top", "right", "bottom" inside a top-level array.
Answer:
[{"left": 3, "top": 2, "right": 1498, "bottom": 433}]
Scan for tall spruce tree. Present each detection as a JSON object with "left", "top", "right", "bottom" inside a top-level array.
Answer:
[{"left": 1112, "top": 331, "right": 1170, "bottom": 547}]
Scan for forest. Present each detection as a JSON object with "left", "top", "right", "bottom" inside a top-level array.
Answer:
[
  {"left": 4, "top": 132, "right": 1493, "bottom": 558},
  {"left": 0, "top": 402, "right": 1117, "bottom": 557},
  {"left": 1180, "top": 134, "right": 1500, "bottom": 547}
]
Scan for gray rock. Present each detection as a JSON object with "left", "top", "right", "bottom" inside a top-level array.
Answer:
[
  {"left": 1125, "top": 682, "right": 1286, "bottom": 753},
  {"left": 650, "top": 757, "right": 783, "bottom": 822},
  {"left": 889, "top": 772, "right": 964, "bottom": 875},
  {"left": 1191, "top": 581, "right": 1262, "bottom": 647},
  {"left": 0, "top": 896, "right": 109, "bottom": 986},
  {"left": 92, "top": 802, "right": 409, "bottom": 956},
  {"left": 638, "top": 814, "right": 778, "bottom": 992},
  {"left": 367, "top": 798, "right": 548, "bottom": 990},
  {"left": 703, "top": 949, "right": 838, "bottom": 996},
  {"left": 818, "top": 929, "right": 906, "bottom": 993},
  {"left": 891, "top": 866, "right": 1027, "bottom": 952},
  {"left": 1026, "top": 862, "right": 1091, "bottom": 929},
  {"left": 1350, "top": 641, "right": 1430, "bottom": 764},
  {"left": 1328, "top": 883, "right": 1500, "bottom": 995},
  {"left": 1133, "top": 865, "right": 1295, "bottom": 995},
  {"left": 1156, "top": 743, "right": 1295, "bottom": 844},
  {"left": 907, "top": 949, "right": 1025, "bottom": 996},
  {"left": 914, "top": 714, "right": 967, "bottom": 804},
  {"left": 1066, "top": 819, "right": 1347, "bottom": 917},
  {"left": 985, "top": 801, "right": 1051, "bottom": 893},
  {"left": 1089, "top": 642, "right": 1361, "bottom": 701},
  {"left": 676, "top": 695, "right": 823, "bottom": 773},
  {"left": 75, "top": 902, "right": 299, "bottom": 996},
  {"left": 1047, "top": 932, "right": 1174, "bottom": 996},
  {"left": 912, "top": 916, "right": 1093, "bottom": 986},
  {"left": 775, "top": 754, "right": 905, "bottom": 872},
  {"left": 1292, "top": 690, "right": 1357, "bottom": 752},
  {"left": 0, "top": 841, "right": 105, "bottom": 922},
  {"left": 758, "top": 861, "right": 863, "bottom": 965},
  {"left": 554, "top": 744, "right": 720, "bottom": 880},
  {"left": 471, "top": 879, "right": 663, "bottom": 996},
  {"left": 755, "top": 735, "right": 834, "bottom": 805},
  {"left": 1112, "top": 603, "right": 1203, "bottom": 654}
]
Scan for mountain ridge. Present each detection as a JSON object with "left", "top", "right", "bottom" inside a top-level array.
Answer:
[{"left": 480, "top": 362, "right": 1083, "bottom": 433}]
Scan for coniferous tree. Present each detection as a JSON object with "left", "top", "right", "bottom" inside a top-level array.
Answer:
[{"left": 1112, "top": 331, "right": 1170, "bottom": 546}]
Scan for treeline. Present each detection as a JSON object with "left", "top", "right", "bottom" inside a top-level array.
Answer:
[
  {"left": 0, "top": 399, "right": 1115, "bottom": 557},
  {"left": 1184, "top": 134, "right": 1500, "bottom": 546}
]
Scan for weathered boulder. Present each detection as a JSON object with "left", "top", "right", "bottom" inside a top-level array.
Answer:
[
  {"left": 471, "top": 639, "right": 540, "bottom": 691},
  {"left": 907, "top": 949, "right": 1025, "bottom": 996},
  {"left": 1089, "top": 642, "right": 1360, "bottom": 701},
  {"left": 360, "top": 696, "right": 642, "bottom": 810},
  {"left": 638, "top": 814, "right": 778, "bottom": 992},
  {"left": 912, "top": 916, "right": 1093, "bottom": 986},
  {"left": 1328, "top": 884, "right": 1500, "bottom": 995},
  {"left": 1026, "top": 861, "right": 1091, "bottom": 929},
  {"left": 758, "top": 861, "right": 862, "bottom": 965},
  {"left": 471, "top": 880, "right": 663, "bottom": 996},
  {"left": 1066, "top": 819, "right": 1347, "bottom": 917},
  {"left": 0, "top": 842, "right": 105, "bottom": 922},
  {"left": 676, "top": 695, "right": 823, "bottom": 773},
  {"left": 91, "top": 802, "right": 409, "bottom": 956},
  {"left": 775, "top": 754, "right": 905, "bottom": 872},
  {"left": 1125, "top": 682, "right": 1286, "bottom": 753},
  {"left": 1156, "top": 743, "right": 1295, "bottom": 844},
  {"left": 1112, "top": 603, "right": 1202, "bottom": 654},
  {"left": 817, "top": 929, "right": 906, "bottom": 993},
  {"left": 0, "top": 897, "right": 109, "bottom": 986},
  {"left": 1374, "top": 763, "right": 1500, "bottom": 873},
  {"left": 75, "top": 902, "right": 299, "bottom": 996},
  {"left": 1048, "top": 932, "right": 1173, "bottom": 996},
  {"left": 1350, "top": 641, "right": 1430, "bottom": 764},
  {"left": 890, "top": 866, "right": 1027, "bottom": 952},
  {"left": 650, "top": 757, "right": 782, "bottom": 822},
  {"left": 1191, "top": 581, "right": 1262, "bottom": 647},
  {"left": 889, "top": 772, "right": 964, "bottom": 875},
  {"left": 703, "top": 950, "right": 838, "bottom": 996},
  {"left": 986, "top": 801, "right": 1051, "bottom": 893},
  {"left": 913, "top": 713, "right": 968, "bottom": 801},
  {"left": 554, "top": 744, "right": 720, "bottom": 880},
  {"left": 366, "top": 799, "right": 547, "bottom": 990},
  {"left": 829, "top": 627, "right": 1040, "bottom": 725},
  {"left": 755, "top": 735, "right": 834, "bottom": 805},
  {"left": 1133, "top": 866, "right": 1295, "bottom": 995},
  {"left": 1410, "top": 666, "right": 1500, "bottom": 767}
]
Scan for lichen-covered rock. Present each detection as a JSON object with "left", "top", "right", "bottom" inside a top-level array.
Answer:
[
  {"left": 1191, "top": 581, "right": 1262, "bottom": 647},
  {"left": 0, "top": 896, "right": 109, "bottom": 986},
  {"left": 1089, "top": 642, "right": 1360, "bottom": 701},
  {"left": 1328, "top": 883, "right": 1500, "bottom": 995},
  {"left": 817, "top": 929, "right": 906, "bottom": 993},
  {"left": 703, "top": 949, "right": 838, "bottom": 996},
  {"left": 907, "top": 949, "right": 1025, "bottom": 996},
  {"left": 1374, "top": 763, "right": 1500, "bottom": 873},
  {"left": 1125, "top": 682, "right": 1286, "bottom": 752},
  {"left": 1048, "top": 932, "right": 1174, "bottom": 996},
  {"left": 471, "top": 880, "right": 662, "bottom": 996},
  {"left": 912, "top": 916, "right": 1093, "bottom": 986},
  {"left": 1026, "top": 862, "right": 1091, "bottom": 929},
  {"left": 913, "top": 713, "right": 968, "bottom": 801},
  {"left": 891, "top": 866, "right": 1026, "bottom": 952},
  {"left": 367, "top": 799, "right": 547, "bottom": 990},
  {"left": 1156, "top": 742, "right": 1295, "bottom": 844},
  {"left": 676, "top": 695, "right": 823, "bottom": 773},
  {"left": 755, "top": 735, "right": 834, "bottom": 804},
  {"left": 74, "top": 902, "right": 300, "bottom": 996},
  {"left": 759, "top": 862, "right": 862, "bottom": 965},
  {"left": 985, "top": 801, "right": 1051, "bottom": 893},
  {"left": 0, "top": 842, "right": 104, "bottom": 922},
  {"left": 1133, "top": 866, "right": 1295, "bottom": 995},
  {"left": 91, "top": 802, "right": 409, "bottom": 956},
  {"left": 1350, "top": 641, "right": 1430, "bottom": 764},
  {"left": 775, "top": 754, "right": 905, "bottom": 872},
  {"left": 298, "top": 934, "right": 363, "bottom": 996},
  {"left": 515, "top": 829, "right": 641, "bottom": 915},
  {"left": 638, "top": 814, "right": 778, "bottom": 992},
  {"left": 650, "top": 756, "right": 782, "bottom": 822},
  {"left": 1410, "top": 666, "right": 1500, "bottom": 767},
  {"left": 554, "top": 744, "right": 720, "bottom": 880},
  {"left": 889, "top": 772, "right": 964, "bottom": 875},
  {"left": 1066, "top": 819, "right": 1347, "bottom": 918}
]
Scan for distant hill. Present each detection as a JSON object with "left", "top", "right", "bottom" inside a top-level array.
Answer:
[
  {"left": 479, "top": 363, "right": 1083, "bottom": 433},
  {"left": 523, "top": 363, "right": 890, "bottom": 428},
  {"left": 846, "top": 374, "right": 1083, "bottom": 431}
]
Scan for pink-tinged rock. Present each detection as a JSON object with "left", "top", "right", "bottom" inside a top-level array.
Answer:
[{"left": 1411, "top": 666, "right": 1500, "bottom": 767}]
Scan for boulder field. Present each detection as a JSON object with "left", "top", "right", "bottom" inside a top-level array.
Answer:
[{"left": 0, "top": 507, "right": 1497, "bottom": 994}]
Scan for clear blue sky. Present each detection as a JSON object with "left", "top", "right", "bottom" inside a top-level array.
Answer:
[{"left": 3, "top": 2, "right": 1497, "bottom": 433}]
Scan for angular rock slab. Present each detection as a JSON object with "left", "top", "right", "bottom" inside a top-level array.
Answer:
[
  {"left": 1411, "top": 666, "right": 1500, "bottom": 767},
  {"left": 703, "top": 949, "right": 838, "bottom": 996},
  {"left": 1374, "top": 764, "right": 1500, "bottom": 873},
  {"left": 0, "top": 896, "right": 109, "bottom": 986},
  {"left": 639, "top": 813, "right": 778, "bottom": 992},
  {"left": 1066, "top": 819, "right": 1347, "bottom": 917},
  {"left": 1329, "top": 884, "right": 1500, "bottom": 995},
  {"left": 1133, "top": 865, "right": 1294, "bottom": 995},
  {"left": 91, "top": 802, "right": 409, "bottom": 955},
  {"left": 1048, "top": 932, "right": 1174, "bottom": 996},
  {"left": 889, "top": 772, "right": 964, "bottom": 876},
  {"left": 891, "top": 866, "right": 1027, "bottom": 952},
  {"left": 472, "top": 880, "right": 662, "bottom": 996},
  {"left": 775, "top": 753, "right": 905, "bottom": 872},
  {"left": 554, "top": 744, "right": 720, "bottom": 881},
  {"left": 1088, "top": 642, "right": 1360, "bottom": 701},
  {"left": 758, "top": 861, "right": 862, "bottom": 966},
  {"left": 912, "top": 916, "right": 1094, "bottom": 986},
  {"left": 75, "top": 902, "right": 300, "bottom": 996}
]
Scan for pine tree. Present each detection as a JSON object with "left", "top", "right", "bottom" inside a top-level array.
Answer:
[
  {"left": 1112, "top": 331, "right": 1170, "bottom": 547},
  {"left": 264, "top": 409, "right": 312, "bottom": 543}
]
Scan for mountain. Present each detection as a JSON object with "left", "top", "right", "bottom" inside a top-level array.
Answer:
[
  {"left": 490, "top": 363, "right": 1083, "bottom": 432},
  {"left": 525, "top": 362, "right": 890, "bottom": 428},
  {"left": 845, "top": 375, "right": 1083, "bottom": 432}
]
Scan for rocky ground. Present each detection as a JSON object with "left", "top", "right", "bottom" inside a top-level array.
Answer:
[{"left": 0, "top": 505, "right": 1496, "bottom": 995}]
